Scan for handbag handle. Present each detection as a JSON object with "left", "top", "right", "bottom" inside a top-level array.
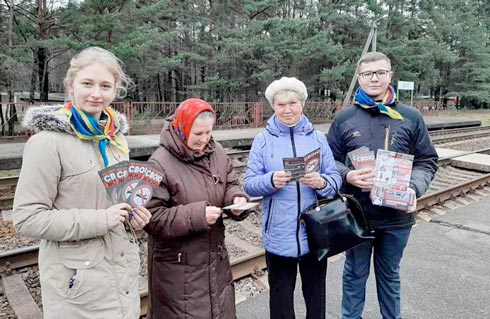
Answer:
[{"left": 320, "top": 176, "right": 373, "bottom": 232}]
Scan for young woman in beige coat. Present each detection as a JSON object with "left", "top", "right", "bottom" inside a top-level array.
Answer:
[{"left": 13, "top": 47, "right": 151, "bottom": 319}]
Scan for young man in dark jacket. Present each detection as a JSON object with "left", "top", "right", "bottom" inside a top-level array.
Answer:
[{"left": 327, "top": 52, "right": 438, "bottom": 319}]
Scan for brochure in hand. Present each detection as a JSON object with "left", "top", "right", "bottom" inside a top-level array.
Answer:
[
  {"left": 347, "top": 147, "right": 376, "bottom": 170},
  {"left": 222, "top": 202, "right": 259, "bottom": 221},
  {"left": 372, "top": 150, "right": 413, "bottom": 191},
  {"left": 283, "top": 148, "right": 321, "bottom": 181},
  {"left": 346, "top": 147, "right": 376, "bottom": 192},
  {"left": 222, "top": 202, "right": 259, "bottom": 211},
  {"left": 98, "top": 160, "right": 165, "bottom": 208},
  {"left": 369, "top": 150, "right": 415, "bottom": 211}
]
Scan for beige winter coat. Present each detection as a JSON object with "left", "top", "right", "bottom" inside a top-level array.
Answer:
[{"left": 13, "top": 105, "right": 141, "bottom": 319}]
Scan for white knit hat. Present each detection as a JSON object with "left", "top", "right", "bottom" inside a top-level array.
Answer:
[{"left": 264, "top": 77, "right": 308, "bottom": 108}]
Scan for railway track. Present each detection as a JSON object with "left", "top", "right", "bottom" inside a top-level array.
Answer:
[
  {"left": 0, "top": 149, "right": 261, "bottom": 317},
  {"left": 428, "top": 125, "right": 490, "bottom": 137},
  {"left": 2, "top": 139, "right": 490, "bottom": 317},
  {"left": 2, "top": 126, "right": 490, "bottom": 211},
  {"left": 0, "top": 211, "right": 266, "bottom": 318},
  {"left": 2, "top": 162, "right": 490, "bottom": 317},
  {"left": 0, "top": 176, "right": 16, "bottom": 211},
  {"left": 430, "top": 126, "right": 490, "bottom": 144}
]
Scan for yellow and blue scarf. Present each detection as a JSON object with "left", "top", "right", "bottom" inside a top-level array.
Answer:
[
  {"left": 62, "top": 102, "right": 128, "bottom": 167},
  {"left": 354, "top": 85, "right": 403, "bottom": 120}
]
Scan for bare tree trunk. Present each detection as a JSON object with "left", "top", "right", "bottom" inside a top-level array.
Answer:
[
  {"left": 38, "top": 48, "right": 48, "bottom": 101},
  {"left": 38, "top": 0, "right": 49, "bottom": 101},
  {"left": 30, "top": 50, "right": 37, "bottom": 102},
  {"left": 8, "top": 0, "right": 13, "bottom": 48},
  {"left": 156, "top": 73, "right": 163, "bottom": 102},
  {"left": 7, "top": 0, "right": 16, "bottom": 135},
  {"left": 165, "top": 71, "right": 172, "bottom": 102}
]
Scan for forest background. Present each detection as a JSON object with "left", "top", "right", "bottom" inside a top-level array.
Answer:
[{"left": 1, "top": 0, "right": 490, "bottom": 108}]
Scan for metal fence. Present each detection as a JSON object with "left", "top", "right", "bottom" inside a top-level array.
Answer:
[
  {"left": 0, "top": 100, "right": 441, "bottom": 137},
  {"left": 0, "top": 103, "right": 31, "bottom": 137}
]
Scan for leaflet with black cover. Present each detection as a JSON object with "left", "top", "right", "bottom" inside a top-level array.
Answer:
[
  {"left": 347, "top": 147, "right": 376, "bottom": 170},
  {"left": 98, "top": 160, "right": 164, "bottom": 208},
  {"left": 283, "top": 148, "right": 321, "bottom": 181}
]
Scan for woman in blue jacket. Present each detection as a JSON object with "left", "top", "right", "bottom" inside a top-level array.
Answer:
[{"left": 244, "top": 77, "right": 342, "bottom": 319}]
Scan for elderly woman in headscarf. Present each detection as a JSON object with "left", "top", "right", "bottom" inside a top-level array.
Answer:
[
  {"left": 144, "top": 98, "right": 249, "bottom": 319},
  {"left": 244, "top": 77, "right": 342, "bottom": 319}
]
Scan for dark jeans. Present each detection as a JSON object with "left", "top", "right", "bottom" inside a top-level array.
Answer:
[
  {"left": 342, "top": 227, "right": 412, "bottom": 319},
  {"left": 266, "top": 251, "right": 327, "bottom": 319}
]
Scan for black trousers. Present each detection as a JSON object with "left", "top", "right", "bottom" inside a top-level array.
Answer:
[{"left": 266, "top": 251, "right": 328, "bottom": 319}]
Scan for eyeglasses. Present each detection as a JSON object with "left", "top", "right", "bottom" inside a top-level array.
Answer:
[{"left": 358, "top": 70, "right": 391, "bottom": 80}]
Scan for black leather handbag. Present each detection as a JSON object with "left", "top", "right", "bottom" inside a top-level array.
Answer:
[{"left": 302, "top": 179, "right": 375, "bottom": 261}]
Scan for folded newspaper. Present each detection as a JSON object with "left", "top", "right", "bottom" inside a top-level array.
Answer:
[{"left": 369, "top": 150, "right": 415, "bottom": 211}]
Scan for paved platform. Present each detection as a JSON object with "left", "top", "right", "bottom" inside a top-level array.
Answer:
[
  {"left": 0, "top": 117, "right": 481, "bottom": 170},
  {"left": 449, "top": 153, "right": 490, "bottom": 172},
  {"left": 236, "top": 196, "right": 490, "bottom": 319},
  {"left": 424, "top": 119, "right": 481, "bottom": 131},
  {"left": 436, "top": 147, "right": 470, "bottom": 159},
  {"left": 436, "top": 148, "right": 490, "bottom": 170}
]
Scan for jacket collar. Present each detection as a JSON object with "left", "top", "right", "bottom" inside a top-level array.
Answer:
[
  {"left": 265, "top": 114, "right": 314, "bottom": 137},
  {"left": 22, "top": 104, "right": 129, "bottom": 134},
  {"left": 159, "top": 120, "right": 215, "bottom": 162}
]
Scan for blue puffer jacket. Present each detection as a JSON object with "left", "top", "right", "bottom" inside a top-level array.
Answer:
[{"left": 244, "top": 115, "right": 342, "bottom": 258}]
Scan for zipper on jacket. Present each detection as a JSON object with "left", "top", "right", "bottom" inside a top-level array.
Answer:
[
  {"left": 155, "top": 252, "right": 184, "bottom": 264},
  {"left": 265, "top": 198, "right": 275, "bottom": 233},
  {"left": 289, "top": 127, "right": 302, "bottom": 258}
]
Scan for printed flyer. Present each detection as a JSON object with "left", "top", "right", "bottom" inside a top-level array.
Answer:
[
  {"left": 99, "top": 160, "right": 164, "bottom": 207},
  {"left": 369, "top": 150, "right": 415, "bottom": 211},
  {"left": 283, "top": 148, "right": 321, "bottom": 181},
  {"left": 347, "top": 147, "right": 376, "bottom": 170}
]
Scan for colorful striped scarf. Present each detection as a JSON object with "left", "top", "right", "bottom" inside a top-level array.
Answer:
[
  {"left": 353, "top": 85, "right": 403, "bottom": 120},
  {"left": 62, "top": 102, "right": 128, "bottom": 167}
]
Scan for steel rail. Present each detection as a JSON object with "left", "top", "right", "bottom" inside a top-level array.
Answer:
[
  {"left": 1, "top": 173, "right": 490, "bottom": 316},
  {"left": 0, "top": 197, "right": 14, "bottom": 210},
  {"left": 0, "top": 176, "right": 18, "bottom": 188},
  {"left": 0, "top": 244, "right": 266, "bottom": 317},
  {"left": 416, "top": 173, "right": 490, "bottom": 211},
  {"left": 432, "top": 131, "right": 490, "bottom": 144},
  {"left": 429, "top": 125, "right": 490, "bottom": 137},
  {"left": 0, "top": 245, "right": 39, "bottom": 272},
  {"left": 139, "top": 250, "right": 267, "bottom": 316},
  {"left": 2, "top": 144, "right": 490, "bottom": 317},
  {"left": 3, "top": 173, "right": 489, "bottom": 272}
]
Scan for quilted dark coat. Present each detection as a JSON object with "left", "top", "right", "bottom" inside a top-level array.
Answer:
[{"left": 144, "top": 121, "right": 246, "bottom": 319}]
